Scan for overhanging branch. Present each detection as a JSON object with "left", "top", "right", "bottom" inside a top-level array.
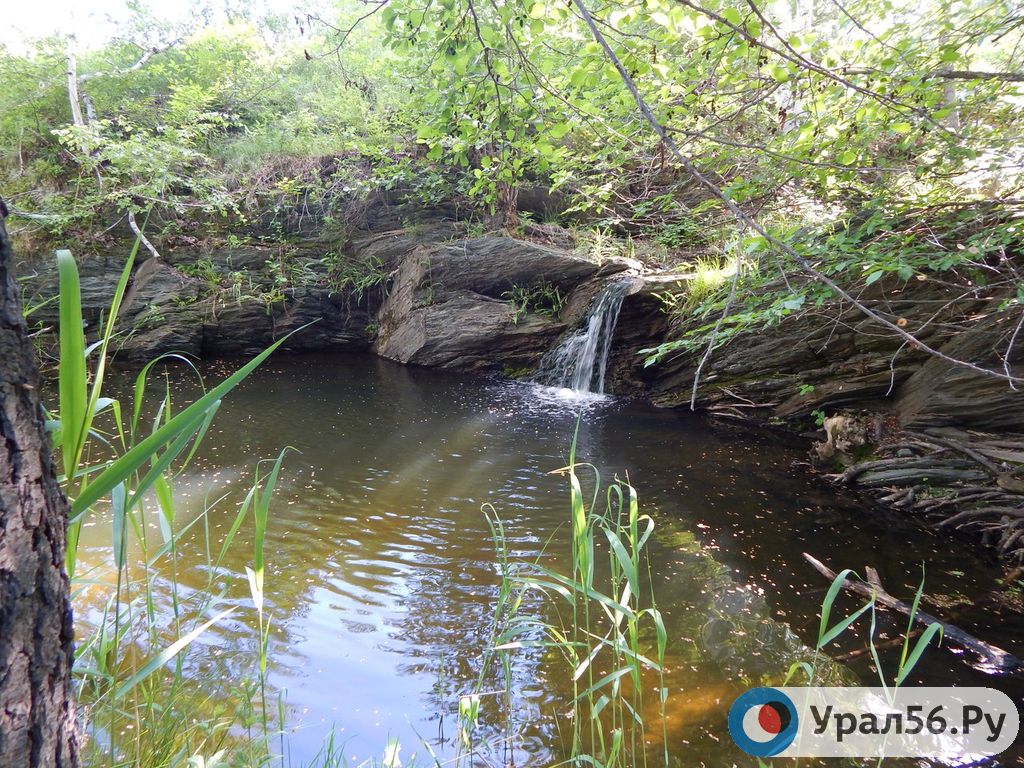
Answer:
[{"left": 571, "top": 0, "right": 1024, "bottom": 391}]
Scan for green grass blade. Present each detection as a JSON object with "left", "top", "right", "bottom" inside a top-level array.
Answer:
[
  {"left": 819, "top": 600, "right": 873, "bottom": 647},
  {"left": 602, "top": 527, "right": 638, "bottom": 596},
  {"left": 575, "top": 666, "right": 632, "bottom": 702},
  {"left": 111, "top": 481, "right": 127, "bottom": 570},
  {"left": 57, "top": 249, "right": 87, "bottom": 479},
  {"left": 895, "top": 623, "right": 943, "bottom": 686},
  {"left": 77, "top": 238, "right": 139, "bottom": 470},
  {"left": 71, "top": 324, "right": 311, "bottom": 519},
  {"left": 153, "top": 473, "right": 175, "bottom": 545},
  {"left": 122, "top": 405, "right": 211, "bottom": 514},
  {"left": 215, "top": 485, "right": 257, "bottom": 570},
  {"left": 817, "top": 568, "right": 856, "bottom": 647},
  {"left": 900, "top": 566, "right": 928, "bottom": 670},
  {"left": 254, "top": 447, "right": 293, "bottom": 573},
  {"left": 112, "top": 607, "right": 235, "bottom": 700},
  {"left": 131, "top": 353, "right": 202, "bottom": 436}
]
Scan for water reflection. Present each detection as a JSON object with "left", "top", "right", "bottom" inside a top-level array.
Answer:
[{"left": 73, "top": 354, "right": 1024, "bottom": 766}]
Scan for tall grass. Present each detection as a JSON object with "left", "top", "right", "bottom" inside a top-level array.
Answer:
[
  {"left": 795, "top": 566, "right": 942, "bottom": 692},
  {"left": 475, "top": 435, "right": 669, "bottom": 768},
  {"left": 52, "top": 243, "right": 301, "bottom": 767}
]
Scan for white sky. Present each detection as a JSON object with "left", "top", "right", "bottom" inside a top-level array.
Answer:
[{"left": 0, "top": 0, "right": 313, "bottom": 50}]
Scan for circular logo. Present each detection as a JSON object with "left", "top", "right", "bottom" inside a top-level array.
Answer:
[{"left": 728, "top": 687, "right": 798, "bottom": 757}]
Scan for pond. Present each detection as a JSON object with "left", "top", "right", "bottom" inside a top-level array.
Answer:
[{"left": 72, "top": 354, "right": 1024, "bottom": 766}]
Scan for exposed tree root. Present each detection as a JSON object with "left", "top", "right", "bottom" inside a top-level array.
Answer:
[{"left": 826, "top": 426, "right": 1024, "bottom": 563}]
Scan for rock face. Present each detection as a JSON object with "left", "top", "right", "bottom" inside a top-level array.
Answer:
[
  {"left": 18, "top": 213, "right": 612, "bottom": 372},
  {"left": 607, "top": 273, "right": 1024, "bottom": 434},
  {"left": 22, "top": 252, "right": 375, "bottom": 362},
  {"left": 897, "top": 310, "right": 1024, "bottom": 431},
  {"left": 20, "top": 206, "right": 1023, "bottom": 436},
  {"left": 374, "top": 238, "right": 602, "bottom": 370}
]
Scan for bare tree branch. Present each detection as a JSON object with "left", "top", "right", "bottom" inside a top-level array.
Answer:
[
  {"left": 126, "top": 211, "right": 161, "bottom": 261},
  {"left": 78, "top": 41, "right": 180, "bottom": 82}
]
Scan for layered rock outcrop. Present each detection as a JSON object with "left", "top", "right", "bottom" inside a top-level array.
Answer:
[{"left": 373, "top": 237, "right": 621, "bottom": 369}]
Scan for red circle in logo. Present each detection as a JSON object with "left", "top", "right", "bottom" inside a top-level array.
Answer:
[{"left": 758, "top": 704, "right": 783, "bottom": 734}]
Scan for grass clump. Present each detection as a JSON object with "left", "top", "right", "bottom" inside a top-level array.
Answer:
[
  {"left": 502, "top": 281, "right": 565, "bottom": 324},
  {"left": 473, "top": 435, "right": 669, "bottom": 768}
]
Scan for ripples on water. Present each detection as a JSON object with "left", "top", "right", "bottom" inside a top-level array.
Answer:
[{"left": 73, "top": 354, "right": 1024, "bottom": 766}]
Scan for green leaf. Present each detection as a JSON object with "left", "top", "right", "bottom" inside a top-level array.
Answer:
[
  {"left": 723, "top": 8, "right": 742, "bottom": 26},
  {"left": 111, "top": 482, "right": 127, "bottom": 570},
  {"left": 817, "top": 568, "right": 856, "bottom": 646},
  {"left": 57, "top": 250, "right": 87, "bottom": 480},
  {"left": 549, "top": 122, "right": 571, "bottom": 139},
  {"left": 865, "top": 270, "right": 884, "bottom": 285},
  {"left": 71, "top": 324, "right": 311, "bottom": 520},
  {"left": 153, "top": 473, "right": 175, "bottom": 545},
  {"left": 820, "top": 600, "right": 873, "bottom": 646},
  {"left": 895, "top": 622, "right": 943, "bottom": 686}
]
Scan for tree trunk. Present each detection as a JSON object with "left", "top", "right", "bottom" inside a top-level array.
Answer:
[
  {"left": 65, "top": 37, "right": 85, "bottom": 128},
  {"left": 0, "top": 199, "right": 79, "bottom": 767},
  {"left": 495, "top": 179, "right": 519, "bottom": 231}
]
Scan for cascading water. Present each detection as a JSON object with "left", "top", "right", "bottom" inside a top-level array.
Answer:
[{"left": 533, "top": 278, "right": 636, "bottom": 395}]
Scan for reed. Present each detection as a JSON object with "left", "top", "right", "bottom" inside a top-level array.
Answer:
[
  {"left": 476, "top": 432, "right": 668, "bottom": 768},
  {"left": 52, "top": 243, "right": 298, "bottom": 767}
]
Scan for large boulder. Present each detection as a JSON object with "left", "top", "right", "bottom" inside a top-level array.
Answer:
[
  {"left": 374, "top": 237, "right": 602, "bottom": 370},
  {"left": 412, "top": 237, "right": 602, "bottom": 297}
]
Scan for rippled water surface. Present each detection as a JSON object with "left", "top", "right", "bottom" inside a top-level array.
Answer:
[{"left": 73, "top": 354, "right": 1024, "bottom": 766}]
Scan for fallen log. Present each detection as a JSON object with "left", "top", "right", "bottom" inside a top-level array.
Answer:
[{"left": 803, "top": 553, "right": 1024, "bottom": 675}]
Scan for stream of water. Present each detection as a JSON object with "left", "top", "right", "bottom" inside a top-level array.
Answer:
[
  {"left": 532, "top": 278, "right": 637, "bottom": 394},
  {"left": 72, "top": 355, "right": 1024, "bottom": 766}
]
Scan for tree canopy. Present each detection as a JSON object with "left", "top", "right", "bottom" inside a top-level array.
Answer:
[{"left": 2, "top": 0, "right": 1022, "bottom": 373}]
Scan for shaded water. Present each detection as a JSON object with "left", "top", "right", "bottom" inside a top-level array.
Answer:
[{"left": 73, "top": 354, "right": 1024, "bottom": 766}]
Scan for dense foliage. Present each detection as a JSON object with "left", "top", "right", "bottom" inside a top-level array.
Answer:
[
  {"left": 4, "top": 1, "right": 1021, "bottom": 223},
  {"left": 2, "top": 0, "right": 1022, "bottom": 357}
]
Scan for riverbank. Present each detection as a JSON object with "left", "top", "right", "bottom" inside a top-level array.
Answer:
[{"left": 17, "top": 200, "right": 1024, "bottom": 576}]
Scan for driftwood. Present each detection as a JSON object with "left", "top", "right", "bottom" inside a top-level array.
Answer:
[{"left": 803, "top": 553, "right": 1024, "bottom": 675}]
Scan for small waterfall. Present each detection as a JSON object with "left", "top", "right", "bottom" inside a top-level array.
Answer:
[{"left": 533, "top": 278, "right": 636, "bottom": 395}]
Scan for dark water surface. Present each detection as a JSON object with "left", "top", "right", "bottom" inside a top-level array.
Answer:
[{"left": 73, "top": 354, "right": 1024, "bottom": 766}]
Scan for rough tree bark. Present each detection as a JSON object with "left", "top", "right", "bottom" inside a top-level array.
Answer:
[{"left": 0, "top": 198, "right": 79, "bottom": 767}]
